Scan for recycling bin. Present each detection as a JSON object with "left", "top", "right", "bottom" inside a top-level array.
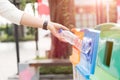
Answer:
[{"left": 90, "top": 23, "right": 120, "bottom": 80}]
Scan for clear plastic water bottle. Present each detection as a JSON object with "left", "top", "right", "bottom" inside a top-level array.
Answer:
[
  {"left": 59, "top": 29, "right": 92, "bottom": 54},
  {"left": 59, "top": 29, "right": 80, "bottom": 45}
]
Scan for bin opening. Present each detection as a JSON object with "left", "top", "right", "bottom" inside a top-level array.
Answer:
[{"left": 104, "top": 41, "right": 113, "bottom": 67}]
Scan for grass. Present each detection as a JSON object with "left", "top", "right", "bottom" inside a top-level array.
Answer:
[{"left": 34, "top": 57, "right": 73, "bottom": 74}]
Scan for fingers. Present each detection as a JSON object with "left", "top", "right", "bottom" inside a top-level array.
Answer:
[
  {"left": 48, "top": 21, "right": 69, "bottom": 42},
  {"left": 61, "top": 25, "right": 69, "bottom": 30},
  {"left": 58, "top": 24, "right": 69, "bottom": 30},
  {"left": 53, "top": 22, "right": 69, "bottom": 30}
]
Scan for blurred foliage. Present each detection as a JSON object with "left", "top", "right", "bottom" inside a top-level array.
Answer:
[
  {"left": 0, "top": 24, "right": 14, "bottom": 36},
  {"left": 34, "top": 58, "right": 72, "bottom": 74},
  {"left": 26, "top": 27, "right": 36, "bottom": 35},
  {"left": 20, "top": 0, "right": 36, "bottom": 10},
  {"left": 0, "top": 36, "right": 14, "bottom": 42},
  {"left": 20, "top": 0, "right": 27, "bottom": 10},
  {"left": 0, "top": 24, "right": 14, "bottom": 42},
  {"left": 39, "top": 66, "right": 73, "bottom": 74},
  {"left": 0, "top": 35, "right": 35, "bottom": 42},
  {"left": 0, "top": 24, "right": 35, "bottom": 42}
]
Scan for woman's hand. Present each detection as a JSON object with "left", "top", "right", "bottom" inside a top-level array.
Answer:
[{"left": 47, "top": 21, "right": 69, "bottom": 42}]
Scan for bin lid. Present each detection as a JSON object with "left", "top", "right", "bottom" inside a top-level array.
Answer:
[{"left": 95, "top": 23, "right": 120, "bottom": 39}]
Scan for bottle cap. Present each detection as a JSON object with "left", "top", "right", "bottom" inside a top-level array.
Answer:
[{"left": 58, "top": 28, "right": 63, "bottom": 33}]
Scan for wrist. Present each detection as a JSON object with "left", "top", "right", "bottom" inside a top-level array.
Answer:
[
  {"left": 47, "top": 21, "right": 53, "bottom": 30},
  {"left": 42, "top": 20, "right": 48, "bottom": 30}
]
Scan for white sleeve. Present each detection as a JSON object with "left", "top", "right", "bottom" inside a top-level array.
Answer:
[{"left": 0, "top": 0, "right": 24, "bottom": 25}]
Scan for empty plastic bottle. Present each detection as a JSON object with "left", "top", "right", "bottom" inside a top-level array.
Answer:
[
  {"left": 59, "top": 29, "right": 80, "bottom": 45},
  {"left": 59, "top": 29, "right": 91, "bottom": 54}
]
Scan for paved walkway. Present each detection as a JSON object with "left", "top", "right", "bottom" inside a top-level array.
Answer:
[{"left": 0, "top": 37, "right": 51, "bottom": 80}]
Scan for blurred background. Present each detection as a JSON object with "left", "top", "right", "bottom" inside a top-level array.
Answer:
[{"left": 0, "top": 0, "right": 119, "bottom": 80}]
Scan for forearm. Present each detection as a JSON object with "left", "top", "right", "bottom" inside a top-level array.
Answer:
[{"left": 20, "top": 13, "right": 44, "bottom": 28}]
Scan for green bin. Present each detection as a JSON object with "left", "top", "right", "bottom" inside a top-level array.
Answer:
[{"left": 90, "top": 23, "right": 120, "bottom": 80}]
